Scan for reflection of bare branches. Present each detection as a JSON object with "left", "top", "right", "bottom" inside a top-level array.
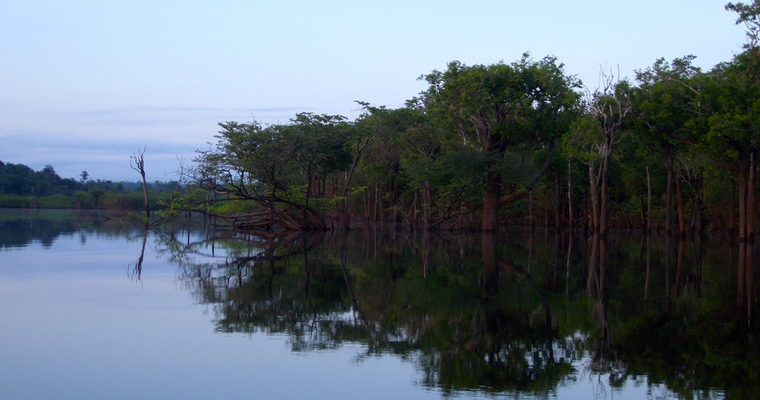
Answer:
[
  {"left": 159, "top": 230, "right": 325, "bottom": 286},
  {"left": 128, "top": 227, "right": 149, "bottom": 284}
]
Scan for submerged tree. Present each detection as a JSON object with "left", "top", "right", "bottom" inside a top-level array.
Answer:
[
  {"left": 130, "top": 146, "right": 150, "bottom": 218},
  {"left": 586, "top": 70, "right": 632, "bottom": 236},
  {"left": 633, "top": 56, "right": 700, "bottom": 235},
  {"left": 190, "top": 107, "right": 389, "bottom": 232},
  {"left": 686, "top": 2, "right": 760, "bottom": 241},
  {"left": 193, "top": 118, "right": 333, "bottom": 231}
]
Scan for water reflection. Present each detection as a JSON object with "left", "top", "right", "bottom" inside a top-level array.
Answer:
[
  {"left": 128, "top": 227, "right": 149, "bottom": 282},
  {"left": 2, "top": 209, "right": 757, "bottom": 398},
  {"left": 153, "top": 226, "right": 760, "bottom": 398},
  {"left": 0, "top": 209, "right": 124, "bottom": 250}
]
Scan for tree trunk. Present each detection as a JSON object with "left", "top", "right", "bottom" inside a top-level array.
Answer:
[
  {"left": 727, "top": 181, "right": 734, "bottom": 233},
  {"left": 739, "top": 171, "right": 747, "bottom": 241},
  {"left": 737, "top": 150, "right": 757, "bottom": 242},
  {"left": 140, "top": 173, "right": 149, "bottom": 218},
  {"left": 341, "top": 197, "right": 350, "bottom": 230},
  {"left": 482, "top": 170, "right": 501, "bottom": 232},
  {"left": 674, "top": 238, "right": 685, "bottom": 297},
  {"left": 676, "top": 177, "right": 685, "bottom": 236},
  {"left": 748, "top": 151, "right": 756, "bottom": 241},
  {"left": 565, "top": 231, "right": 572, "bottom": 295},
  {"left": 691, "top": 175, "right": 703, "bottom": 233},
  {"left": 589, "top": 162, "right": 599, "bottom": 232},
  {"left": 568, "top": 162, "right": 574, "bottom": 229},
  {"left": 374, "top": 186, "right": 379, "bottom": 222},
  {"left": 665, "top": 156, "right": 674, "bottom": 235},
  {"left": 555, "top": 174, "right": 561, "bottom": 229},
  {"left": 422, "top": 181, "right": 432, "bottom": 225},
  {"left": 737, "top": 239, "right": 754, "bottom": 328},
  {"left": 664, "top": 234, "right": 672, "bottom": 314},
  {"left": 363, "top": 188, "right": 370, "bottom": 223},
  {"left": 130, "top": 148, "right": 150, "bottom": 218},
  {"left": 529, "top": 189, "right": 535, "bottom": 227},
  {"left": 482, "top": 233, "right": 499, "bottom": 296},
  {"left": 647, "top": 166, "right": 652, "bottom": 234},
  {"left": 645, "top": 234, "right": 651, "bottom": 299},
  {"left": 587, "top": 232, "right": 598, "bottom": 294},
  {"left": 600, "top": 150, "right": 611, "bottom": 237}
]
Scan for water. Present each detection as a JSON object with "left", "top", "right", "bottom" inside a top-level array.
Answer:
[{"left": 0, "top": 209, "right": 755, "bottom": 399}]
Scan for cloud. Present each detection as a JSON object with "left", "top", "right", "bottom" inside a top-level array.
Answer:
[{"left": 62, "top": 106, "right": 309, "bottom": 127}]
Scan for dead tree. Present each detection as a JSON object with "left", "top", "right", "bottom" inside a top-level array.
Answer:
[
  {"left": 130, "top": 146, "right": 150, "bottom": 218},
  {"left": 587, "top": 68, "right": 632, "bottom": 236}
]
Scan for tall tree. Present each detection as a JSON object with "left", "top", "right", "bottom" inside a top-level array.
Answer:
[
  {"left": 684, "top": 2, "right": 760, "bottom": 241},
  {"left": 563, "top": 114, "right": 604, "bottom": 231},
  {"left": 691, "top": 52, "right": 760, "bottom": 241},
  {"left": 587, "top": 71, "right": 632, "bottom": 236},
  {"left": 633, "top": 56, "right": 700, "bottom": 235},
  {"left": 421, "top": 55, "right": 580, "bottom": 231}
]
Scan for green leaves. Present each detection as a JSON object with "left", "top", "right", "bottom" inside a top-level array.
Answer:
[
  {"left": 421, "top": 55, "right": 581, "bottom": 156},
  {"left": 632, "top": 56, "right": 699, "bottom": 155}
]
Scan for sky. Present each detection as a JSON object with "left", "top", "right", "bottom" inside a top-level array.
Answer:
[{"left": 0, "top": 0, "right": 749, "bottom": 182}]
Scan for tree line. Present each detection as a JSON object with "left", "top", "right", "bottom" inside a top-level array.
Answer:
[
  {"left": 0, "top": 160, "right": 186, "bottom": 210},
  {"left": 173, "top": 2, "right": 760, "bottom": 239},
  {"left": 0, "top": 162, "right": 83, "bottom": 197}
]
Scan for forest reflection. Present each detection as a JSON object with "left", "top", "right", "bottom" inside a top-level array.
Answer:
[{"left": 156, "top": 227, "right": 759, "bottom": 398}]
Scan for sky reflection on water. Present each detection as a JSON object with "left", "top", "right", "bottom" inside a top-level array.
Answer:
[{"left": 0, "top": 231, "right": 441, "bottom": 400}]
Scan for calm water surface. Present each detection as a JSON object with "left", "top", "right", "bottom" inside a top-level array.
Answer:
[{"left": 0, "top": 209, "right": 756, "bottom": 399}]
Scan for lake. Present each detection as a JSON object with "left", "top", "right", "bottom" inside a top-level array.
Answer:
[{"left": 0, "top": 209, "right": 756, "bottom": 399}]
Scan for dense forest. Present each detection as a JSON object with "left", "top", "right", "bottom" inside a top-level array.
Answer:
[{"left": 173, "top": 2, "right": 760, "bottom": 239}]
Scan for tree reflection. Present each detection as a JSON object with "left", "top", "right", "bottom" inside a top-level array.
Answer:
[
  {"left": 128, "top": 227, "right": 148, "bottom": 282},
  {"left": 0, "top": 209, "right": 122, "bottom": 249},
  {"left": 155, "top": 228, "right": 759, "bottom": 398}
]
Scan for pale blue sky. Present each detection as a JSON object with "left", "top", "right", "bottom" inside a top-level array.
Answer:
[{"left": 0, "top": 1, "right": 748, "bottom": 182}]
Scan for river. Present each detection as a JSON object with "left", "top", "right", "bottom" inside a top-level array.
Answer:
[{"left": 0, "top": 209, "right": 755, "bottom": 399}]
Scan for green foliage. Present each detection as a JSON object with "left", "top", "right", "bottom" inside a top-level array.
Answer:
[
  {"left": 421, "top": 55, "right": 581, "bottom": 155},
  {"left": 632, "top": 55, "right": 699, "bottom": 159},
  {"left": 690, "top": 49, "right": 760, "bottom": 168},
  {"left": 0, "top": 161, "right": 85, "bottom": 196}
]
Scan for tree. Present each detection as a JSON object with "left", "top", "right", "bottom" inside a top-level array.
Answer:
[
  {"left": 726, "top": 0, "right": 760, "bottom": 49},
  {"left": 130, "top": 146, "right": 150, "bottom": 218},
  {"left": 191, "top": 113, "right": 363, "bottom": 231},
  {"left": 339, "top": 103, "right": 385, "bottom": 229},
  {"left": 289, "top": 113, "right": 352, "bottom": 225},
  {"left": 563, "top": 113, "right": 604, "bottom": 230},
  {"left": 80, "top": 170, "right": 89, "bottom": 185},
  {"left": 681, "top": 2, "right": 760, "bottom": 241},
  {"left": 74, "top": 191, "right": 88, "bottom": 209},
  {"left": 689, "top": 53, "right": 760, "bottom": 241},
  {"left": 90, "top": 189, "right": 104, "bottom": 209},
  {"left": 421, "top": 55, "right": 581, "bottom": 231},
  {"left": 193, "top": 119, "right": 313, "bottom": 230},
  {"left": 633, "top": 56, "right": 700, "bottom": 235},
  {"left": 587, "top": 70, "right": 632, "bottom": 236}
]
